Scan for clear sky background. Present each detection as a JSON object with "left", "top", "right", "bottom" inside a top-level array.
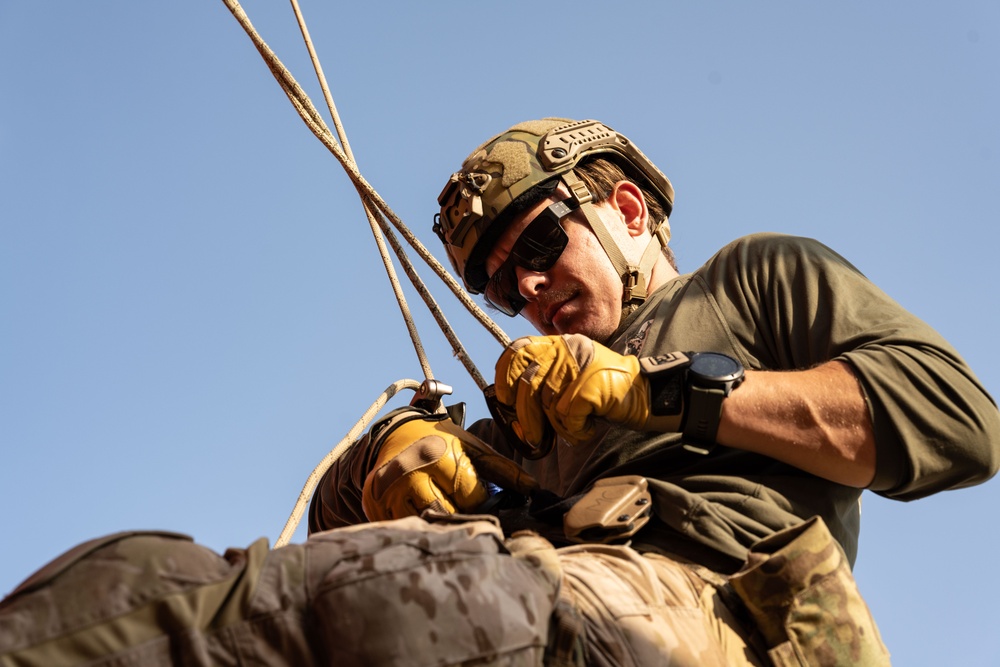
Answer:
[{"left": 2, "top": 2, "right": 998, "bottom": 664}]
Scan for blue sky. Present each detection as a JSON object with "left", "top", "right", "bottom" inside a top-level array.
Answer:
[{"left": 1, "top": 2, "right": 998, "bottom": 664}]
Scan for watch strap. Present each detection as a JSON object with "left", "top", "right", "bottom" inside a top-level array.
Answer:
[
  {"left": 682, "top": 385, "right": 727, "bottom": 455},
  {"left": 638, "top": 352, "right": 692, "bottom": 417}
]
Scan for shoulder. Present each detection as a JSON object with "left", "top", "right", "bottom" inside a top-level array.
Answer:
[
  {"left": 715, "top": 232, "right": 852, "bottom": 260},
  {"left": 701, "top": 233, "right": 865, "bottom": 279}
]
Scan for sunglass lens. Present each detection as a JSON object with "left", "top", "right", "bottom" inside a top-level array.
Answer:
[
  {"left": 512, "top": 211, "right": 568, "bottom": 271},
  {"left": 484, "top": 264, "right": 524, "bottom": 316},
  {"left": 483, "top": 200, "right": 572, "bottom": 317}
]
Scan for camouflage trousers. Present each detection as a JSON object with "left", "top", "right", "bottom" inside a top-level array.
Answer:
[{"left": 0, "top": 515, "right": 888, "bottom": 666}]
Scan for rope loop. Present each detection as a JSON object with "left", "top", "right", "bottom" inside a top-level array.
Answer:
[{"left": 274, "top": 379, "right": 422, "bottom": 547}]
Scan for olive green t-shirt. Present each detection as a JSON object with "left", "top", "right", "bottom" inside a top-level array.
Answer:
[{"left": 475, "top": 233, "right": 999, "bottom": 572}]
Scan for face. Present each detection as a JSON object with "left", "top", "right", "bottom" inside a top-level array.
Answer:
[{"left": 484, "top": 190, "right": 634, "bottom": 341}]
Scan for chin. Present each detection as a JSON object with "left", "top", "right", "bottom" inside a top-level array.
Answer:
[
  {"left": 559, "top": 319, "right": 606, "bottom": 340},
  {"left": 572, "top": 316, "right": 619, "bottom": 342}
]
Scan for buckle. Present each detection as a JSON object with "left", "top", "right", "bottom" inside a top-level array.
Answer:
[
  {"left": 566, "top": 178, "right": 593, "bottom": 206},
  {"left": 622, "top": 266, "right": 647, "bottom": 305}
]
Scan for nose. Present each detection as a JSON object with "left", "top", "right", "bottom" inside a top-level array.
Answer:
[{"left": 516, "top": 266, "right": 548, "bottom": 302}]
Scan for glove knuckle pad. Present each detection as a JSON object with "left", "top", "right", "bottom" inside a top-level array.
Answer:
[{"left": 367, "top": 437, "right": 447, "bottom": 499}]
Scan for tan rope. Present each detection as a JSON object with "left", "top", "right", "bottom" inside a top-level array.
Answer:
[
  {"left": 364, "top": 197, "right": 490, "bottom": 389},
  {"left": 287, "top": 0, "right": 354, "bottom": 161},
  {"left": 285, "top": 0, "right": 490, "bottom": 386},
  {"left": 221, "top": 0, "right": 511, "bottom": 366},
  {"left": 274, "top": 378, "right": 422, "bottom": 547},
  {"left": 219, "top": 0, "right": 513, "bottom": 543},
  {"left": 289, "top": 0, "right": 435, "bottom": 381}
]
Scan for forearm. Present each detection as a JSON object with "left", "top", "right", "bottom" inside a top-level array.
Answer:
[
  {"left": 308, "top": 440, "right": 371, "bottom": 533},
  {"left": 716, "top": 361, "right": 876, "bottom": 487}
]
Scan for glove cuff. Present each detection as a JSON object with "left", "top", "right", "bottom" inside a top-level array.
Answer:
[
  {"left": 365, "top": 407, "right": 445, "bottom": 472},
  {"left": 638, "top": 352, "right": 693, "bottom": 417}
]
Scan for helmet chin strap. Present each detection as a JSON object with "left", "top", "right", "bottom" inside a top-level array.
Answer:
[{"left": 561, "top": 172, "right": 669, "bottom": 324}]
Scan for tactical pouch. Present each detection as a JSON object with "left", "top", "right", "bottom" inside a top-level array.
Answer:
[
  {"left": 307, "top": 515, "right": 559, "bottom": 666},
  {"left": 728, "top": 516, "right": 891, "bottom": 667}
]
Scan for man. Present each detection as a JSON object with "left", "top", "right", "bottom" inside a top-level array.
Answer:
[
  {"left": 2, "top": 118, "right": 997, "bottom": 666},
  {"left": 310, "top": 118, "right": 1000, "bottom": 661}
]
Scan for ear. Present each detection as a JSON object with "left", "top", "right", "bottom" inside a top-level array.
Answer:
[{"left": 610, "top": 181, "right": 649, "bottom": 238}]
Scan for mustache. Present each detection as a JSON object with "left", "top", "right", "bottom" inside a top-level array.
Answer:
[{"left": 537, "top": 284, "right": 581, "bottom": 328}]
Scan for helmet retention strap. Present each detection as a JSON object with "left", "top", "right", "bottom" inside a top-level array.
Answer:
[{"left": 560, "top": 171, "right": 668, "bottom": 319}]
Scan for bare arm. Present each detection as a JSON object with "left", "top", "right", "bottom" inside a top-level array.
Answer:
[{"left": 717, "top": 361, "right": 876, "bottom": 487}]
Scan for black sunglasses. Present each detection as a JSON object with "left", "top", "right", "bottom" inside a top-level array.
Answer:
[{"left": 484, "top": 198, "right": 577, "bottom": 316}]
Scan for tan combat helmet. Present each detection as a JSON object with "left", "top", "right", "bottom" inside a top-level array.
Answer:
[{"left": 434, "top": 118, "right": 675, "bottom": 321}]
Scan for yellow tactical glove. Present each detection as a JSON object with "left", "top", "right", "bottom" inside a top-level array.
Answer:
[
  {"left": 494, "top": 334, "right": 686, "bottom": 448},
  {"left": 361, "top": 411, "right": 538, "bottom": 522}
]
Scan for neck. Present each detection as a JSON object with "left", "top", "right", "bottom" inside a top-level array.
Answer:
[{"left": 646, "top": 255, "right": 679, "bottom": 294}]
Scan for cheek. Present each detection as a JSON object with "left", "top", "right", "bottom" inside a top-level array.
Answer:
[{"left": 566, "top": 237, "right": 618, "bottom": 291}]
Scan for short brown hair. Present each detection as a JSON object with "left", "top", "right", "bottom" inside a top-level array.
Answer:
[{"left": 574, "top": 158, "right": 678, "bottom": 271}]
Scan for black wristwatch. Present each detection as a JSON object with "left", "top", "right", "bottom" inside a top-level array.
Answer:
[{"left": 681, "top": 352, "right": 745, "bottom": 455}]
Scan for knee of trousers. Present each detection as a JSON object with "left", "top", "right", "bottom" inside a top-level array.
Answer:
[
  {"left": 0, "top": 531, "right": 271, "bottom": 665},
  {"left": 305, "top": 516, "right": 561, "bottom": 666}
]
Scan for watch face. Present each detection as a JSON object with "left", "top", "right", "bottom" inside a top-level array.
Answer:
[{"left": 690, "top": 352, "right": 743, "bottom": 380}]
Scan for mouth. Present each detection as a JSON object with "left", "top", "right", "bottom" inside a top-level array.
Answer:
[{"left": 542, "top": 293, "right": 575, "bottom": 331}]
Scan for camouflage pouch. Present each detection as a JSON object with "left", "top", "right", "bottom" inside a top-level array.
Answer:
[
  {"left": 306, "top": 515, "right": 560, "bottom": 666},
  {"left": 728, "top": 516, "right": 891, "bottom": 666}
]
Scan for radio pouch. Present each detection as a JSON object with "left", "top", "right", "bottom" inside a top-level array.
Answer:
[{"left": 728, "top": 516, "right": 891, "bottom": 666}]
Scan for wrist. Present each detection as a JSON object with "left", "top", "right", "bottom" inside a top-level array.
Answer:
[
  {"left": 637, "top": 351, "right": 745, "bottom": 453},
  {"left": 366, "top": 407, "right": 441, "bottom": 468},
  {"left": 637, "top": 352, "right": 691, "bottom": 432}
]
